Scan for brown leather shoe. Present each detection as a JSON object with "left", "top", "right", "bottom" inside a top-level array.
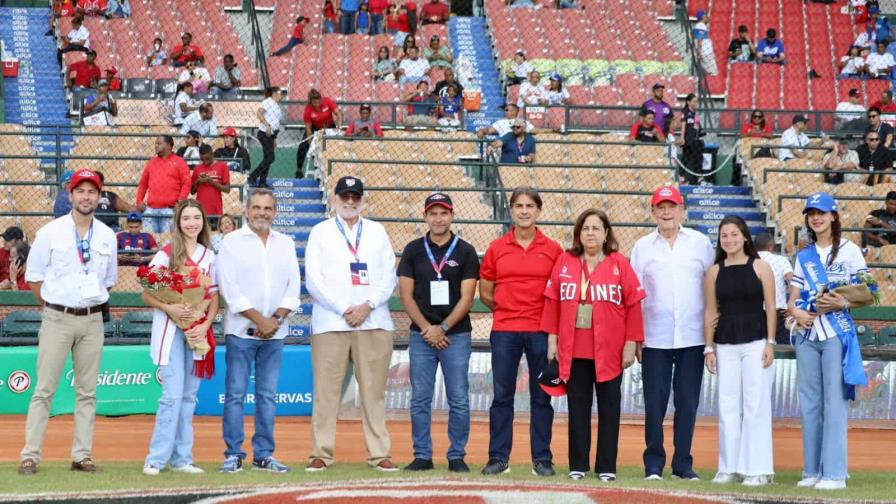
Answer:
[
  {"left": 18, "top": 458, "right": 37, "bottom": 475},
  {"left": 71, "top": 458, "right": 100, "bottom": 473},
  {"left": 375, "top": 459, "right": 399, "bottom": 472},
  {"left": 305, "top": 458, "right": 327, "bottom": 472}
]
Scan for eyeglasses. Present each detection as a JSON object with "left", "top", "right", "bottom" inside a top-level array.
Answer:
[
  {"left": 339, "top": 193, "right": 362, "bottom": 202},
  {"left": 752, "top": 114, "right": 763, "bottom": 118},
  {"left": 869, "top": 138, "right": 881, "bottom": 142},
  {"left": 869, "top": 114, "right": 879, "bottom": 118},
  {"left": 79, "top": 239, "right": 91, "bottom": 263}
]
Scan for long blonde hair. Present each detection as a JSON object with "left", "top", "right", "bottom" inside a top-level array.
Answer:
[{"left": 170, "top": 199, "right": 212, "bottom": 270}]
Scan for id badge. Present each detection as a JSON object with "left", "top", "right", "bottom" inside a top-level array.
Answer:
[
  {"left": 575, "top": 303, "right": 592, "bottom": 329},
  {"left": 350, "top": 262, "right": 370, "bottom": 286},
  {"left": 80, "top": 271, "right": 103, "bottom": 299},
  {"left": 430, "top": 280, "right": 449, "bottom": 306}
]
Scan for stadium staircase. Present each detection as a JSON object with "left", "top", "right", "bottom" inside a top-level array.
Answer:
[
  {"left": 449, "top": 16, "right": 504, "bottom": 133},
  {"left": 684, "top": 185, "right": 767, "bottom": 241},
  {"left": 0, "top": 8, "right": 73, "bottom": 164},
  {"left": 271, "top": 177, "right": 327, "bottom": 341}
]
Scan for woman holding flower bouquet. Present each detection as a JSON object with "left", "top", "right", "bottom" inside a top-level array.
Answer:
[
  {"left": 142, "top": 200, "right": 218, "bottom": 476},
  {"left": 787, "top": 192, "right": 869, "bottom": 491}
]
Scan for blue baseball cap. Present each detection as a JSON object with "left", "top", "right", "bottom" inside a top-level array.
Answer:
[
  {"left": 127, "top": 212, "right": 143, "bottom": 222},
  {"left": 696, "top": 9, "right": 706, "bottom": 20},
  {"left": 803, "top": 192, "right": 838, "bottom": 214},
  {"left": 60, "top": 170, "right": 73, "bottom": 184}
]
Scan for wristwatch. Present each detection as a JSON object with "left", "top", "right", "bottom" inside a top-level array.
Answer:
[
  {"left": 439, "top": 322, "right": 450, "bottom": 332},
  {"left": 366, "top": 300, "right": 375, "bottom": 310}
]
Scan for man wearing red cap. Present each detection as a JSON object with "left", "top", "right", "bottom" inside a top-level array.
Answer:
[
  {"left": 630, "top": 186, "right": 714, "bottom": 482},
  {"left": 214, "top": 128, "right": 252, "bottom": 173},
  {"left": 18, "top": 169, "right": 118, "bottom": 476},
  {"left": 105, "top": 67, "right": 122, "bottom": 92}
]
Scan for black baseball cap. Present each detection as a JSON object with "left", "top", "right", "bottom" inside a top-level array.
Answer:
[
  {"left": 335, "top": 176, "right": 364, "bottom": 196},
  {"left": 652, "top": 82, "right": 665, "bottom": 90},
  {"left": 538, "top": 359, "right": 567, "bottom": 397},
  {"left": 793, "top": 114, "right": 808, "bottom": 125},
  {"left": 424, "top": 192, "right": 453, "bottom": 212},
  {"left": 2, "top": 226, "right": 24, "bottom": 242}
]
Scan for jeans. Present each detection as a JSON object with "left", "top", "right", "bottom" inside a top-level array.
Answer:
[
  {"left": 795, "top": 336, "right": 849, "bottom": 480},
  {"left": 339, "top": 10, "right": 357, "bottom": 35},
  {"left": 146, "top": 329, "right": 201, "bottom": 468},
  {"left": 222, "top": 335, "right": 284, "bottom": 461},
  {"left": 251, "top": 129, "right": 277, "bottom": 185},
  {"left": 143, "top": 206, "right": 174, "bottom": 234},
  {"left": 488, "top": 331, "right": 553, "bottom": 463},
  {"left": 408, "top": 330, "right": 471, "bottom": 461},
  {"left": 641, "top": 345, "right": 704, "bottom": 477},
  {"left": 324, "top": 19, "right": 335, "bottom": 33},
  {"left": 272, "top": 37, "right": 302, "bottom": 56},
  {"left": 370, "top": 13, "right": 384, "bottom": 34}
]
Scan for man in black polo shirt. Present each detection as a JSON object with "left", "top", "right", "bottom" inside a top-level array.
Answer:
[{"left": 397, "top": 192, "right": 479, "bottom": 474}]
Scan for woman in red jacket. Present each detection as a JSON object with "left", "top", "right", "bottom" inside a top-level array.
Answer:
[{"left": 542, "top": 208, "right": 645, "bottom": 482}]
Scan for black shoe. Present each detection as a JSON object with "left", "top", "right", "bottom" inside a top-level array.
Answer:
[
  {"left": 448, "top": 459, "right": 469, "bottom": 473},
  {"left": 403, "top": 458, "right": 434, "bottom": 471},
  {"left": 480, "top": 459, "right": 509, "bottom": 475},
  {"left": 532, "top": 460, "right": 556, "bottom": 477},
  {"left": 247, "top": 176, "right": 258, "bottom": 187}
]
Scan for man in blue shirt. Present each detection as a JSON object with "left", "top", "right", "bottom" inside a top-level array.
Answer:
[
  {"left": 494, "top": 118, "right": 536, "bottom": 164},
  {"left": 756, "top": 28, "right": 786, "bottom": 65},
  {"left": 52, "top": 171, "right": 73, "bottom": 218},
  {"left": 339, "top": 0, "right": 360, "bottom": 35}
]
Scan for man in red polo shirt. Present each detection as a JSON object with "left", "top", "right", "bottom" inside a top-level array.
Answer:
[
  {"left": 297, "top": 89, "right": 344, "bottom": 177},
  {"left": 170, "top": 32, "right": 205, "bottom": 67},
  {"left": 135, "top": 135, "right": 191, "bottom": 234},
  {"left": 191, "top": 144, "right": 231, "bottom": 229},
  {"left": 420, "top": 0, "right": 449, "bottom": 25},
  {"left": 67, "top": 50, "right": 101, "bottom": 90},
  {"left": 478, "top": 187, "right": 562, "bottom": 478}
]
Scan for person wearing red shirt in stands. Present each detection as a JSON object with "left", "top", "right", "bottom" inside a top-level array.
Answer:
[
  {"left": 323, "top": 0, "right": 338, "bottom": 33},
  {"left": 296, "top": 88, "right": 343, "bottom": 177},
  {"left": 541, "top": 208, "right": 645, "bottom": 482},
  {"left": 405, "top": 0, "right": 418, "bottom": 35},
  {"left": 271, "top": 17, "right": 308, "bottom": 57},
  {"left": 630, "top": 110, "right": 666, "bottom": 142},
  {"left": 105, "top": 67, "right": 122, "bottom": 91},
  {"left": 67, "top": 50, "right": 101, "bottom": 90},
  {"left": 171, "top": 32, "right": 205, "bottom": 67},
  {"left": 479, "top": 187, "right": 563, "bottom": 477},
  {"left": 368, "top": 0, "right": 389, "bottom": 34},
  {"left": 420, "top": 0, "right": 449, "bottom": 25},
  {"left": 740, "top": 109, "right": 773, "bottom": 139},
  {"left": 0, "top": 226, "right": 25, "bottom": 290},
  {"left": 136, "top": 135, "right": 191, "bottom": 234},
  {"left": 191, "top": 144, "right": 232, "bottom": 229}
]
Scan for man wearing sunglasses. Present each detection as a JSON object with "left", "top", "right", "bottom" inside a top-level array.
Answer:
[
  {"left": 866, "top": 107, "right": 894, "bottom": 148},
  {"left": 857, "top": 130, "right": 894, "bottom": 186},
  {"left": 18, "top": 169, "right": 118, "bottom": 476}
]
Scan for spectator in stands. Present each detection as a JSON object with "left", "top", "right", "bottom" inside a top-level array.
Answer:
[
  {"left": 211, "top": 213, "right": 236, "bottom": 252},
  {"left": 373, "top": 46, "right": 398, "bottom": 82},
  {"left": 740, "top": 109, "right": 772, "bottom": 138},
  {"left": 756, "top": 29, "right": 786, "bottom": 65},
  {"left": 641, "top": 83, "right": 671, "bottom": 130},
  {"left": 870, "top": 7, "right": 893, "bottom": 44},
  {"left": 543, "top": 74, "right": 569, "bottom": 105},
  {"left": 434, "top": 67, "right": 464, "bottom": 97},
  {"left": 870, "top": 89, "right": 896, "bottom": 113},
  {"left": 105, "top": 0, "right": 131, "bottom": 18},
  {"left": 397, "top": 46, "right": 431, "bottom": 83},
  {"left": 171, "top": 32, "right": 204, "bottom": 67},
  {"left": 173, "top": 82, "right": 199, "bottom": 126},
  {"left": 323, "top": 0, "right": 338, "bottom": 33},
  {"left": 507, "top": 51, "right": 534, "bottom": 86},
  {"left": 505, "top": 0, "right": 535, "bottom": 9},
  {"left": 82, "top": 79, "right": 118, "bottom": 121},
  {"left": 249, "top": 87, "right": 285, "bottom": 189},
  {"left": 58, "top": 15, "right": 90, "bottom": 61},
  {"left": 664, "top": 112, "right": 685, "bottom": 161},
  {"left": 863, "top": 190, "right": 896, "bottom": 247},
  {"left": 517, "top": 70, "right": 548, "bottom": 107},
  {"left": 66, "top": 49, "right": 100, "bottom": 91},
  {"left": 865, "top": 41, "right": 895, "bottom": 79},
  {"left": 386, "top": 4, "right": 410, "bottom": 48},
  {"left": 556, "top": 0, "right": 581, "bottom": 9},
  {"left": 836, "top": 88, "right": 866, "bottom": 128},
  {"left": 339, "top": 0, "right": 361, "bottom": 34},
  {"left": 752, "top": 233, "right": 793, "bottom": 345},
  {"left": 692, "top": 10, "right": 718, "bottom": 75},
  {"left": 778, "top": 115, "right": 823, "bottom": 162},
  {"left": 212, "top": 54, "right": 242, "bottom": 99},
  {"left": 823, "top": 138, "right": 862, "bottom": 184},
  {"left": 271, "top": 17, "right": 309, "bottom": 57},
  {"left": 728, "top": 25, "right": 755, "bottom": 62},
  {"left": 857, "top": 129, "right": 894, "bottom": 185},
  {"left": 630, "top": 110, "right": 665, "bottom": 142},
  {"left": 94, "top": 171, "right": 134, "bottom": 232},
  {"left": 852, "top": 24, "right": 874, "bottom": 52},
  {"left": 178, "top": 60, "right": 212, "bottom": 94},
  {"left": 405, "top": 0, "right": 419, "bottom": 37},
  {"left": 682, "top": 94, "right": 706, "bottom": 184},
  {"left": 424, "top": 35, "right": 453, "bottom": 69},
  {"left": 355, "top": 1, "right": 372, "bottom": 34},
  {"left": 398, "top": 35, "right": 419, "bottom": 61},
  {"left": 298, "top": 90, "right": 343, "bottom": 177},
  {"left": 345, "top": 103, "right": 384, "bottom": 137},
  {"left": 369, "top": 0, "right": 388, "bottom": 33},
  {"left": 53, "top": 170, "right": 73, "bottom": 218},
  {"left": 176, "top": 131, "right": 203, "bottom": 169},
  {"left": 436, "top": 84, "right": 462, "bottom": 130},
  {"left": 47, "top": 0, "right": 76, "bottom": 36},
  {"left": 494, "top": 118, "right": 536, "bottom": 164},
  {"left": 0, "top": 226, "right": 25, "bottom": 290},
  {"left": 405, "top": 80, "right": 437, "bottom": 127},
  {"left": 105, "top": 67, "right": 122, "bottom": 92},
  {"left": 116, "top": 213, "right": 157, "bottom": 266},
  {"left": 192, "top": 144, "right": 232, "bottom": 228},
  {"left": 179, "top": 103, "right": 218, "bottom": 138},
  {"left": 136, "top": 135, "right": 192, "bottom": 233},
  {"left": 146, "top": 37, "right": 168, "bottom": 67},
  {"left": 838, "top": 46, "right": 868, "bottom": 79},
  {"left": 476, "top": 103, "right": 539, "bottom": 137},
  {"left": 6, "top": 241, "right": 31, "bottom": 291},
  {"left": 215, "top": 128, "right": 252, "bottom": 172},
  {"left": 421, "top": 0, "right": 449, "bottom": 24},
  {"left": 867, "top": 106, "right": 894, "bottom": 147}
]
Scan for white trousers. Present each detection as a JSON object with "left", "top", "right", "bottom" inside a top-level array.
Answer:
[{"left": 716, "top": 339, "right": 775, "bottom": 476}]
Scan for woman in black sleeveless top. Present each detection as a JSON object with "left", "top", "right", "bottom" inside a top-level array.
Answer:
[{"left": 702, "top": 216, "right": 777, "bottom": 486}]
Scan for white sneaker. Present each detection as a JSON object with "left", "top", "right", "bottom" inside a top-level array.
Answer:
[
  {"left": 142, "top": 464, "right": 161, "bottom": 476},
  {"left": 814, "top": 479, "right": 846, "bottom": 490},
  {"left": 796, "top": 476, "right": 820, "bottom": 487},
  {"left": 742, "top": 475, "right": 771, "bottom": 486},
  {"left": 712, "top": 472, "right": 737, "bottom": 484},
  {"left": 644, "top": 473, "right": 663, "bottom": 481},
  {"left": 568, "top": 471, "right": 585, "bottom": 480},
  {"left": 598, "top": 473, "right": 616, "bottom": 482},
  {"left": 172, "top": 464, "right": 204, "bottom": 474}
]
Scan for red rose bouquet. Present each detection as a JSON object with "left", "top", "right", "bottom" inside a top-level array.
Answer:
[{"left": 137, "top": 264, "right": 214, "bottom": 357}]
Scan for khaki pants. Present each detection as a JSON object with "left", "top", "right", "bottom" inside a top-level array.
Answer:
[
  {"left": 310, "top": 329, "right": 394, "bottom": 466},
  {"left": 21, "top": 308, "right": 104, "bottom": 463}
]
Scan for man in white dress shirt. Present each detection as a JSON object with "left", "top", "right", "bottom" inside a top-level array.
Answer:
[
  {"left": 19, "top": 169, "right": 118, "bottom": 476},
  {"left": 305, "top": 176, "right": 399, "bottom": 472},
  {"left": 178, "top": 103, "right": 218, "bottom": 138},
  {"left": 630, "top": 185, "right": 714, "bottom": 481},
  {"left": 216, "top": 188, "right": 302, "bottom": 474}
]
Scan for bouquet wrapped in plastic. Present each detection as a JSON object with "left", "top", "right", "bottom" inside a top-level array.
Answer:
[
  {"left": 817, "top": 271, "right": 880, "bottom": 309},
  {"left": 137, "top": 264, "right": 213, "bottom": 356}
]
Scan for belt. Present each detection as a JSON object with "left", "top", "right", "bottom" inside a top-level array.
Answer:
[{"left": 45, "top": 303, "right": 107, "bottom": 317}]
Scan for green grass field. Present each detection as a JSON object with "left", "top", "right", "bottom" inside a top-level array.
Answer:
[{"left": 1, "top": 463, "right": 894, "bottom": 502}]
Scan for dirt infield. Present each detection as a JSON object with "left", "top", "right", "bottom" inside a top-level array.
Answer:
[{"left": 0, "top": 415, "right": 893, "bottom": 470}]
